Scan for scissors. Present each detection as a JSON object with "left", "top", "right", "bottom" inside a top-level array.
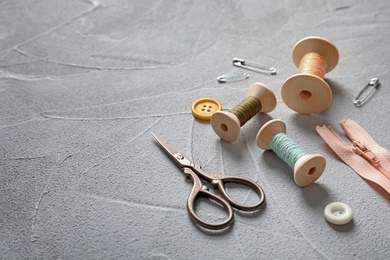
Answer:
[{"left": 151, "top": 132, "right": 266, "bottom": 230}]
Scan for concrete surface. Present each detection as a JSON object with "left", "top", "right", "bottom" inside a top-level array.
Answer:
[{"left": 1, "top": 0, "right": 389, "bottom": 259}]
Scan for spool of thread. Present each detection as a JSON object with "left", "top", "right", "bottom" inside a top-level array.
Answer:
[
  {"left": 256, "top": 119, "right": 326, "bottom": 187},
  {"left": 281, "top": 36, "right": 339, "bottom": 114},
  {"left": 211, "top": 83, "right": 276, "bottom": 143}
]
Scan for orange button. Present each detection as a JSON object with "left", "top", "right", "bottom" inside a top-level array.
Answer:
[{"left": 191, "top": 98, "right": 222, "bottom": 121}]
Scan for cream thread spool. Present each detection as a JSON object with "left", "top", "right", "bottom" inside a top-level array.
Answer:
[
  {"left": 281, "top": 36, "right": 339, "bottom": 114},
  {"left": 256, "top": 119, "right": 326, "bottom": 187},
  {"left": 211, "top": 83, "right": 276, "bottom": 143}
]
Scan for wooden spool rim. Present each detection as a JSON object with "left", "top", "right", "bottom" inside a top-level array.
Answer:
[
  {"left": 281, "top": 74, "right": 332, "bottom": 114},
  {"left": 256, "top": 119, "right": 286, "bottom": 150},
  {"left": 248, "top": 82, "right": 277, "bottom": 113},
  {"left": 294, "top": 154, "right": 326, "bottom": 187},
  {"left": 292, "top": 36, "right": 339, "bottom": 73},
  {"left": 210, "top": 111, "right": 241, "bottom": 143}
]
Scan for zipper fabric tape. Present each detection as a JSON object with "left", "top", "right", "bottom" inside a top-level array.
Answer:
[{"left": 316, "top": 119, "right": 390, "bottom": 197}]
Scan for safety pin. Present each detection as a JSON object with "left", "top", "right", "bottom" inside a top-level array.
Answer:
[
  {"left": 217, "top": 72, "right": 249, "bottom": 83},
  {"left": 353, "top": 78, "right": 380, "bottom": 107},
  {"left": 233, "top": 58, "right": 276, "bottom": 75}
]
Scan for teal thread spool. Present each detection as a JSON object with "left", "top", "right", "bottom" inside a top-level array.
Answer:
[
  {"left": 270, "top": 133, "right": 308, "bottom": 169},
  {"left": 256, "top": 119, "right": 326, "bottom": 187}
]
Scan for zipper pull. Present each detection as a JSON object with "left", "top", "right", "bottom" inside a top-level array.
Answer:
[{"left": 352, "top": 141, "right": 380, "bottom": 166}]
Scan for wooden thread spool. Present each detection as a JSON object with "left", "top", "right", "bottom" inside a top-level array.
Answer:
[
  {"left": 211, "top": 83, "right": 276, "bottom": 143},
  {"left": 256, "top": 119, "right": 326, "bottom": 187},
  {"left": 281, "top": 36, "right": 339, "bottom": 114}
]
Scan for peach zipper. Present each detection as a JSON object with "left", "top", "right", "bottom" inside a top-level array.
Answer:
[{"left": 316, "top": 119, "right": 390, "bottom": 197}]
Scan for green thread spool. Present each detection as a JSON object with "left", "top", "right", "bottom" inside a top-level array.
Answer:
[
  {"left": 229, "top": 96, "right": 262, "bottom": 126},
  {"left": 211, "top": 83, "right": 276, "bottom": 143},
  {"left": 256, "top": 119, "right": 326, "bottom": 187}
]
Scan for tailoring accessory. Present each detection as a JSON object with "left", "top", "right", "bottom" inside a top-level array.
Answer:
[
  {"left": 324, "top": 202, "right": 353, "bottom": 225},
  {"left": 256, "top": 119, "right": 326, "bottom": 187},
  {"left": 316, "top": 119, "right": 390, "bottom": 197},
  {"left": 211, "top": 82, "right": 276, "bottom": 143},
  {"left": 281, "top": 36, "right": 339, "bottom": 114},
  {"left": 151, "top": 132, "right": 266, "bottom": 230},
  {"left": 217, "top": 72, "right": 249, "bottom": 83},
  {"left": 233, "top": 58, "right": 276, "bottom": 75},
  {"left": 192, "top": 98, "right": 222, "bottom": 121},
  {"left": 353, "top": 78, "right": 380, "bottom": 107}
]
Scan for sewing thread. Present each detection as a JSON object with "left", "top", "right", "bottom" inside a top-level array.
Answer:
[
  {"left": 298, "top": 52, "right": 327, "bottom": 78},
  {"left": 270, "top": 133, "right": 308, "bottom": 169},
  {"left": 229, "top": 96, "right": 262, "bottom": 126}
]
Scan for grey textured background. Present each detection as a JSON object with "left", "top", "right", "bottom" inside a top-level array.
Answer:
[{"left": 1, "top": 0, "right": 390, "bottom": 259}]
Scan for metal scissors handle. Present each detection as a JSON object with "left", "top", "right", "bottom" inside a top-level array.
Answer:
[
  {"left": 151, "top": 132, "right": 266, "bottom": 230},
  {"left": 185, "top": 165, "right": 265, "bottom": 229}
]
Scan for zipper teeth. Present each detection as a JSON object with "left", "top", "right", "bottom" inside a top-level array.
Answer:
[
  {"left": 339, "top": 121, "right": 354, "bottom": 141},
  {"left": 327, "top": 126, "right": 351, "bottom": 148},
  {"left": 378, "top": 165, "right": 390, "bottom": 181},
  {"left": 318, "top": 121, "right": 390, "bottom": 196},
  {"left": 340, "top": 121, "right": 390, "bottom": 180}
]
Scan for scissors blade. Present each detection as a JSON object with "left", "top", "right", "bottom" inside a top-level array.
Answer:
[
  {"left": 150, "top": 132, "right": 192, "bottom": 168},
  {"left": 151, "top": 132, "right": 179, "bottom": 155}
]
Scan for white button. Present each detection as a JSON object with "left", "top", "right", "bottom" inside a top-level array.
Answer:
[{"left": 324, "top": 202, "right": 353, "bottom": 225}]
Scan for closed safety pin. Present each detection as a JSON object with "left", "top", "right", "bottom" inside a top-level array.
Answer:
[
  {"left": 353, "top": 78, "right": 380, "bottom": 107},
  {"left": 233, "top": 58, "right": 276, "bottom": 75},
  {"left": 217, "top": 72, "right": 249, "bottom": 83}
]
